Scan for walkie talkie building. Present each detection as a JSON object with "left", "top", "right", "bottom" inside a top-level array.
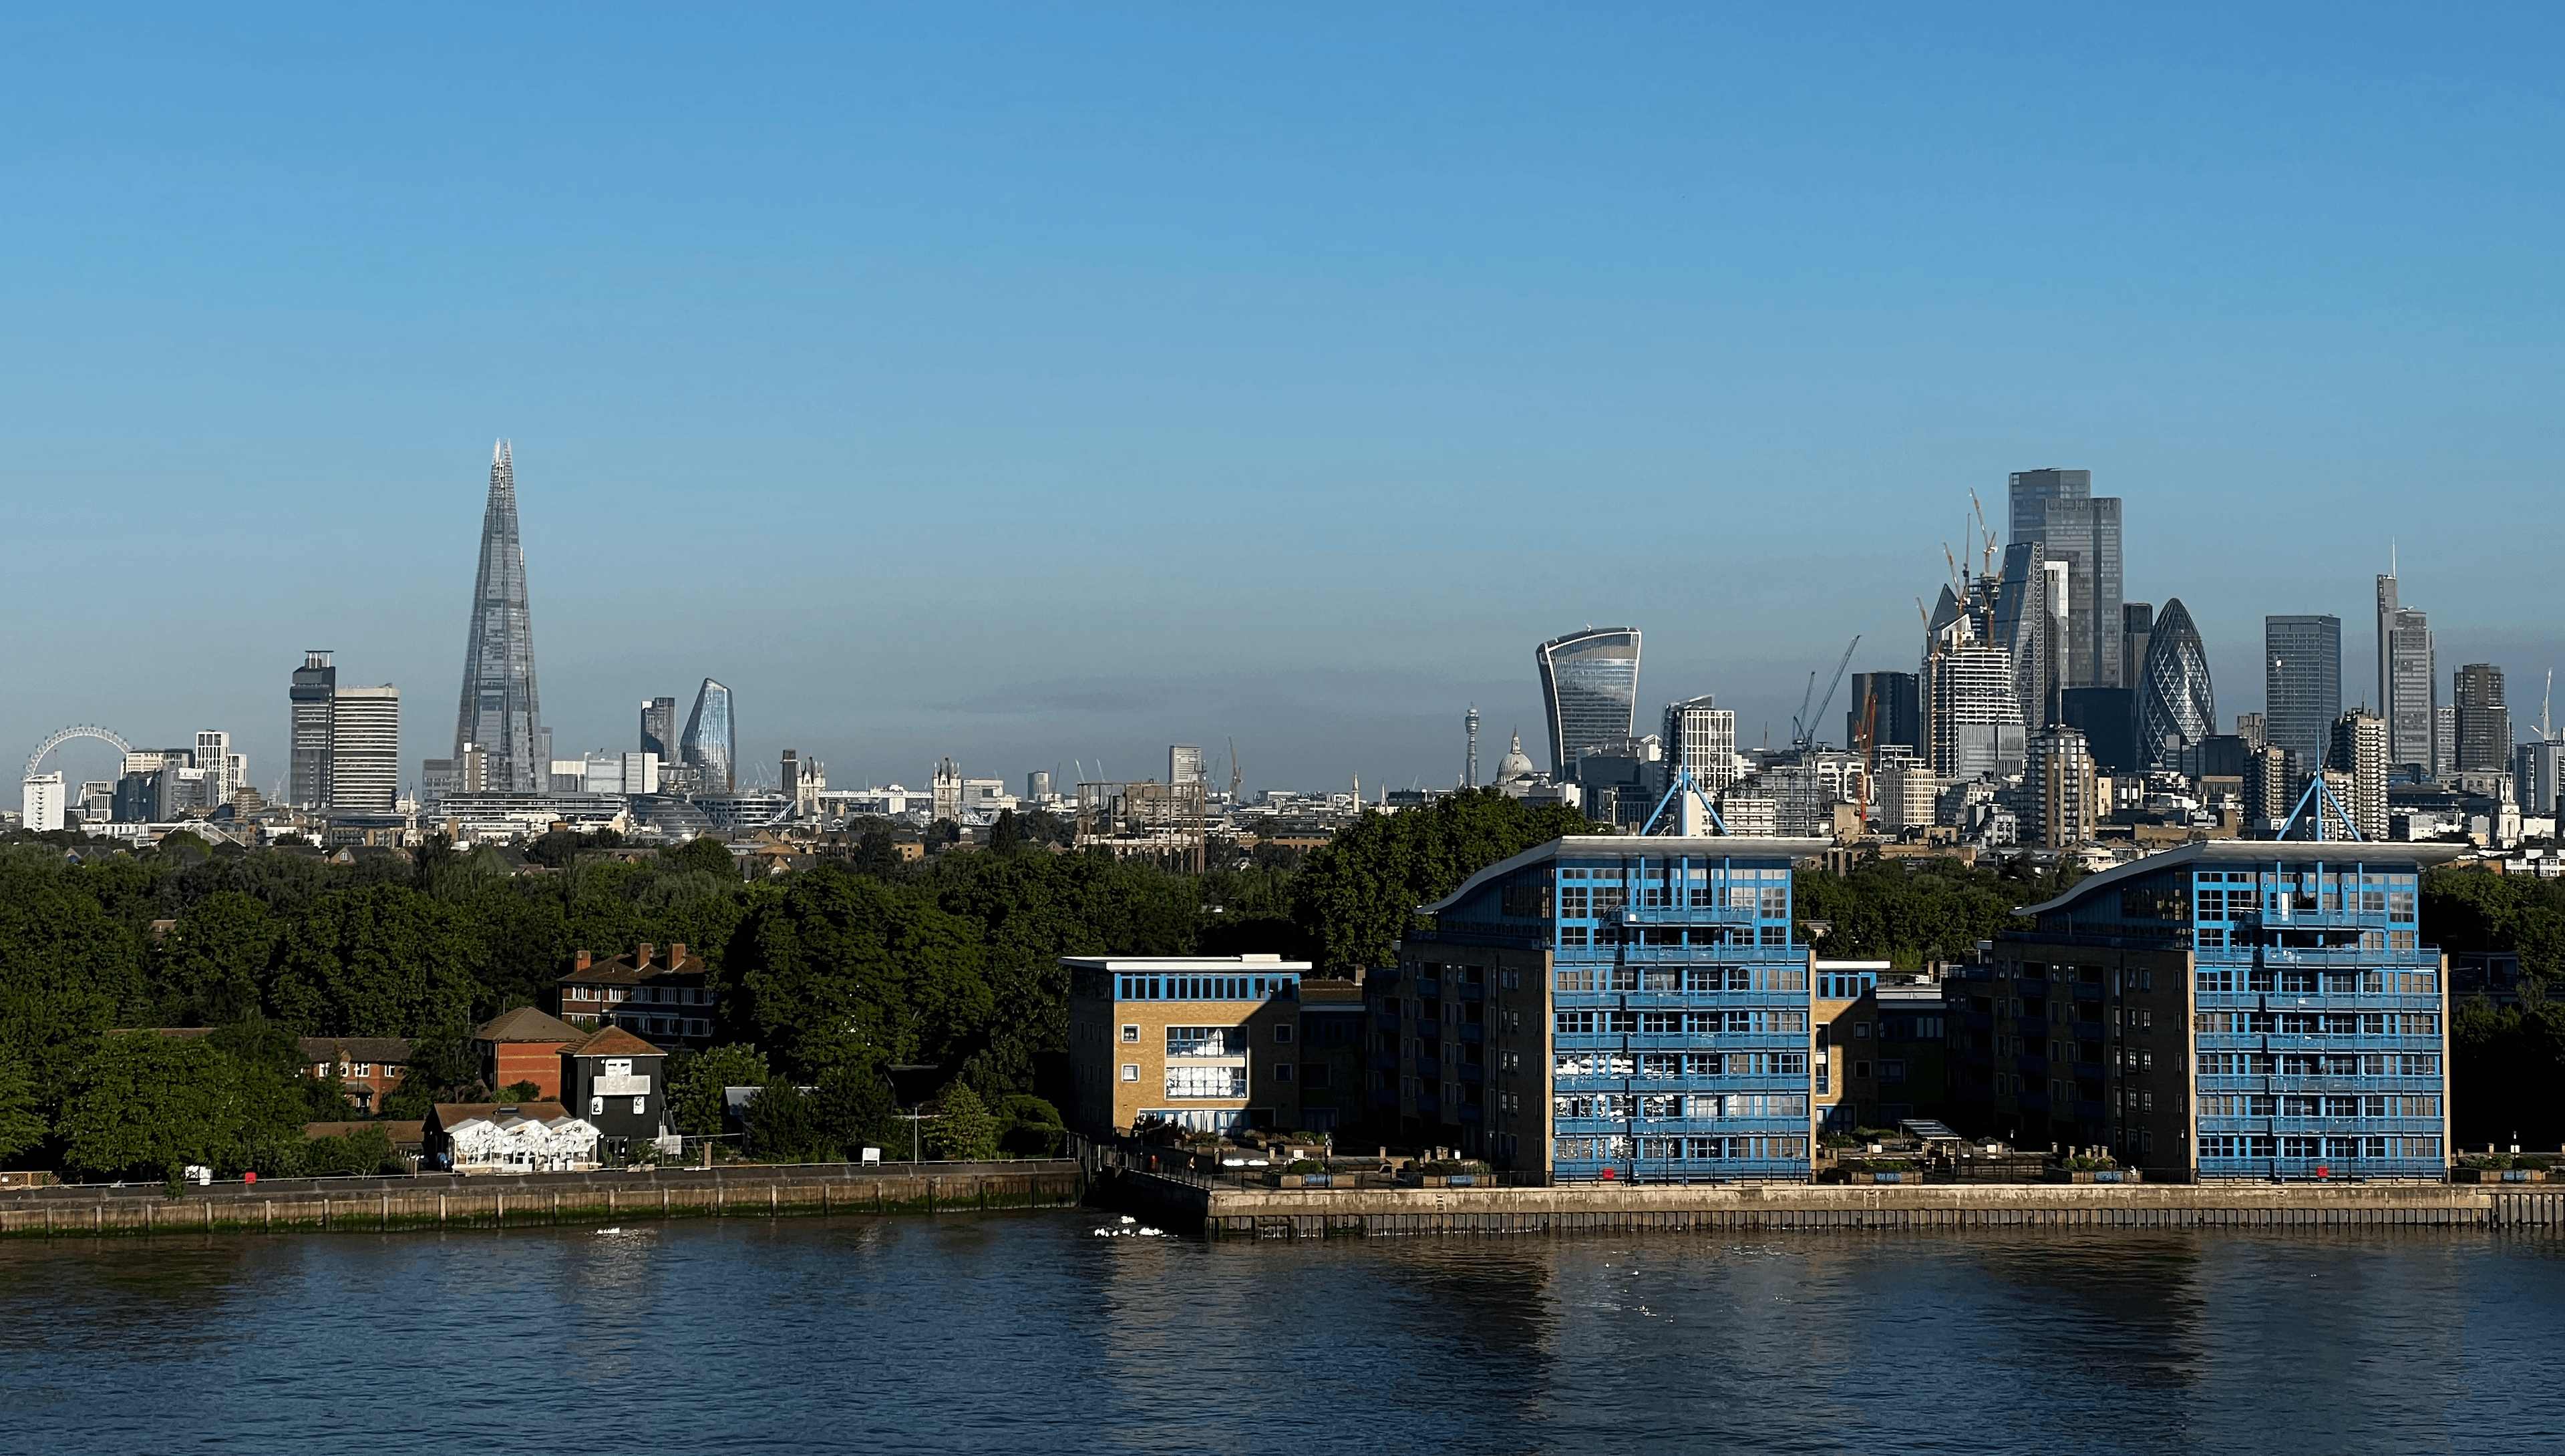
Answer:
[{"left": 1536, "top": 628, "right": 1641, "bottom": 780}]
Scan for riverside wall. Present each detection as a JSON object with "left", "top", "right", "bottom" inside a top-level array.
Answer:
[
  {"left": 1104, "top": 1171, "right": 2565, "bottom": 1240},
  {"left": 0, "top": 1160, "right": 1084, "bottom": 1238}
]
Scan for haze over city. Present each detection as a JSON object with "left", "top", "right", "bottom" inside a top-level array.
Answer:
[{"left": 4, "top": 9, "right": 2560, "bottom": 795}]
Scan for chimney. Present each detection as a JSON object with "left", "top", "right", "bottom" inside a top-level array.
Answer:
[
  {"left": 574, "top": 950, "right": 591, "bottom": 972},
  {"left": 670, "top": 942, "right": 688, "bottom": 967},
  {"left": 636, "top": 942, "right": 655, "bottom": 968}
]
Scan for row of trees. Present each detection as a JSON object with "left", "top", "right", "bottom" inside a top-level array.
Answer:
[{"left": 0, "top": 791, "right": 1593, "bottom": 1177}]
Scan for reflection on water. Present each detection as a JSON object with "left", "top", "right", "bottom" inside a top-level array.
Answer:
[{"left": 1, "top": 1217, "right": 2558, "bottom": 1453}]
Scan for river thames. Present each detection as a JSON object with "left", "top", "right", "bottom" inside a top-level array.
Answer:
[{"left": 1, "top": 1214, "right": 2556, "bottom": 1453}]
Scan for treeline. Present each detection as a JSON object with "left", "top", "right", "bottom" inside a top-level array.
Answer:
[
  {"left": 1791, "top": 855, "right": 2065, "bottom": 967},
  {"left": 0, "top": 790, "right": 1594, "bottom": 1178},
  {"left": 2428, "top": 869, "right": 2565, "bottom": 1147}
]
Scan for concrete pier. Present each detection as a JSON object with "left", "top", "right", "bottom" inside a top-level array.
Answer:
[
  {"left": 0, "top": 1160, "right": 1084, "bottom": 1238},
  {"left": 1105, "top": 1171, "right": 2565, "bottom": 1240}
]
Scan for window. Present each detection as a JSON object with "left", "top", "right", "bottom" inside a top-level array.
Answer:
[
  {"left": 631, "top": 1095, "right": 647, "bottom": 1115},
  {"left": 1120, "top": 1025, "right": 1139, "bottom": 1044},
  {"left": 1120, "top": 1064, "right": 1139, "bottom": 1082},
  {"left": 590, "top": 1096, "right": 605, "bottom": 1115},
  {"left": 1274, "top": 1024, "right": 1294, "bottom": 1043},
  {"left": 1274, "top": 1063, "right": 1293, "bottom": 1083},
  {"left": 1166, "top": 1026, "right": 1244, "bottom": 1057},
  {"left": 1165, "top": 1065, "right": 1245, "bottom": 1098},
  {"left": 1879, "top": 1059, "right": 1906, "bottom": 1084}
]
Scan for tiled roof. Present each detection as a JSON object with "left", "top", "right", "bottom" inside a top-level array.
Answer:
[
  {"left": 304, "top": 1119, "right": 427, "bottom": 1147},
  {"left": 564, "top": 1025, "right": 665, "bottom": 1059},
  {"left": 559, "top": 950, "right": 707, "bottom": 984},
  {"left": 298, "top": 1035, "right": 413, "bottom": 1065},
  {"left": 432, "top": 1101, "right": 569, "bottom": 1127},
  {"left": 473, "top": 1005, "right": 584, "bottom": 1043}
]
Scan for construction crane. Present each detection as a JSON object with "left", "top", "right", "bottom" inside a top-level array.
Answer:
[
  {"left": 1789, "top": 636, "right": 1861, "bottom": 755},
  {"left": 1228, "top": 737, "right": 1243, "bottom": 802}
]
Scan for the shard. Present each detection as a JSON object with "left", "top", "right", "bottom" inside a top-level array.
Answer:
[{"left": 451, "top": 441, "right": 549, "bottom": 792}]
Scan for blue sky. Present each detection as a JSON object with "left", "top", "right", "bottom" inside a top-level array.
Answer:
[{"left": 5, "top": 7, "right": 2561, "bottom": 796}]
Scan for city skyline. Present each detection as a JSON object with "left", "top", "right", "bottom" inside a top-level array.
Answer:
[{"left": 5, "top": 13, "right": 2564, "bottom": 793}]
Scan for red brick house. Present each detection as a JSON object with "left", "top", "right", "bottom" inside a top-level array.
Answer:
[
  {"left": 299, "top": 1036, "right": 412, "bottom": 1115},
  {"left": 556, "top": 942, "right": 713, "bottom": 1049},
  {"left": 471, "top": 1006, "right": 584, "bottom": 1101}
]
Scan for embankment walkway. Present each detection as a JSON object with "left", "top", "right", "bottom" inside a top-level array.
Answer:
[
  {"left": 0, "top": 1159, "right": 1084, "bottom": 1237},
  {"left": 1106, "top": 1171, "right": 2565, "bottom": 1239}
]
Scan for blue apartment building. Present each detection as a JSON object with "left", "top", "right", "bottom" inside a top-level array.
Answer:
[
  {"left": 1369, "top": 835, "right": 1832, "bottom": 1183},
  {"left": 1955, "top": 840, "right": 2459, "bottom": 1180}
]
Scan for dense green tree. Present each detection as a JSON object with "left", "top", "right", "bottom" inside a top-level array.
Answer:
[
  {"left": 812, "top": 1060, "right": 899, "bottom": 1156},
  {"left": 380, "top": 1024, "right": 484, "bottom": 1119},
  {"left": 1288, "top": 790, "right": 1594, "bottom": 974},
  {"left": 303, "top": 1123, "right": 407, "bottom": 1177},
  {"left": 0, "top": 849, "right": 150, "bottom": 1097},
  {"left": 927, "top": 1081, "right": 1000, "bottom": 1161},
  {"left": 725, "top": 867, "right": 992, "bottom": 1078},
  {"left": 55, "top": 1033, "right": 309, "bottom": 1179},
  {"left": 664, "top": 836, "right": 738, "bottom": 881},
  {"left": 667, "top": 1043, "right": 772, "bottom": 1137},
  {"left": 743, "top": 1077, "right": 826, "bottom": 1161},
  {"left": 151, "top": 891, "right": 280, "bottom": 1025},
  {"left": 1791, "top": 858, "right": 2038, "bottom": 968},
  {"left": 2425, "top": 870, "right": 2565, "bottom": 980},
  {"left": 996, "top": 1093, "right": 1064, "bottom": 1157},
  {"left": 0, "top": 1053, "right": 44, "bottom": 1164},
  {"left": 266, "top": 884, "right": 482, "bottom": 1036}
]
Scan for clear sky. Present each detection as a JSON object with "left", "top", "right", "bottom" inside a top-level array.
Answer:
[{"left": 5, "top": 7, "right": 2562, "bottom": 797}]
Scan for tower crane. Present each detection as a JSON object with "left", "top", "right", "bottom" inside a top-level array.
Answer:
[{"left": 1789, "top": 636, "right": 1861, "bottom": 756}]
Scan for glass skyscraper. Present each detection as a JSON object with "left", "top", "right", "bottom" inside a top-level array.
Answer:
[
  {"left": 681, "top": 679, "right": 735, "bottom": 793},
  {"left": 450, "top": 441, "right": 549, "bottom": 793},
  {"left": 2136, "top": 598, "right": 2216, "bottom": 771},
  {"left": 2377, "top": 573, "right": 2437, "bottom": 775},
  {"left": 640, "top": 697, "right": 677, "bottom": 759},
  {"left": 2263, "top": 614, "right": 2343, "bottom": 769},
  {"left": 2007, "top": 468, "right": 2125, "bottom": 691},
  {"left": 1536, "top": 628, "right": 1641, "bottom": 780}
]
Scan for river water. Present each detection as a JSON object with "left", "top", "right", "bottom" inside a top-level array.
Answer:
[{"left": 1, "top": 1213, "right": 2556, "bottom": 1453}]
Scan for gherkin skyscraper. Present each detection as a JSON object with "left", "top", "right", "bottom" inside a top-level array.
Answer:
[{"left": 451, "top": 441, "right": 549, "bottom": 792}]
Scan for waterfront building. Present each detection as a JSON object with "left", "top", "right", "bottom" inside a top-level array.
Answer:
[
  {"left": 1814, "top": 960, "right": 1887, "bottom": 1133},
  {"left": 1294, "top": 978, "right": 1369, "bottom": 1134},
  {"left": 681, "top": 678, "right": 735, "bottom": 793},
  {"left": 328, "top": 684, "right": 401, "bottom": 811},
  {"left": 290, "top": 649, "right": 336, "bottom": 807},
  {"left": 2135, "top": 599, "right": 2216, "bottom": 771},
  {"left": 1063, "top": 955, "right": 1309, "bottom": 1137},
  {"left": 2378, "top": 572, "right": 2438, "bottom": 777},
  {"left": 299, "top": 1036, "right": 411, "bottom": 1117},
  {"left": 2328, "top": 711, "right": 2390, "bottom": 843},
  {"left": 1378, "top": 834, "right": 1829, "bottom": 1182},
  {"left": 450, "top": 441, "right": 550, "bottom": 794},
  {"left": 470, "top": 1005, "right": 585, "bottom": 1101},
  {"left": 558, "top": 1025, "right": 671, "bottom": 1152},
  {"left": 2007, "top": 468, "right": 2125, "bottom": 691},
  {"left": 2264, "top": 615, "right": 2343, "bottom": 770},
  {"left": 1536, "top": 628, "right": 1643, "bottom": 780},
  {"left": 2454, "top": 664, "right": 2510, "bottom": 774},
  {"left": 1950, "top": 840, "right": 2456, "bottom": 1179}
]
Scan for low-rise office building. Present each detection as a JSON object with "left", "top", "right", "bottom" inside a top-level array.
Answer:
[
  {"left": 1376, "top": 835, "right": 1832, "bottom": 1183},
  {"left": 1294, "top": 976, "right": 1368, "bottom": 1135},
  {"left": 1952, "top": 839, "right": 2459, "bottom": 1180},
  {"left": 1065, "top": 955, "right": 1309, "bottom": 1136},
  {"left": 1814, "top": 960, "right": 1888, "bottom": 1133}
]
